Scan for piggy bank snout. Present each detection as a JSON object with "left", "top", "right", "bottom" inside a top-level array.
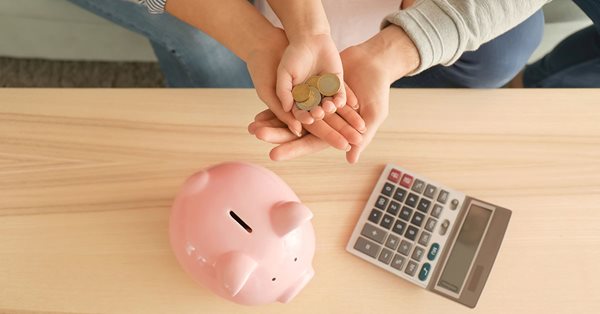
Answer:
[{"left": 277, "top": 267, "right": 315, "bottom": 303}]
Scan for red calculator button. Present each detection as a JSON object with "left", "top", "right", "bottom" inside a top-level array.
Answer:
[
  {"left": 388, "top": 169, "right": 402, "bottom": 183},
  {"left": 400, "top": 174, "right": 413, "bottom": 188}
]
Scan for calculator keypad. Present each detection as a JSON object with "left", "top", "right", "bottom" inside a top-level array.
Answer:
[{"left": 351, "top": 166, "right": 462, "bottom": 285}]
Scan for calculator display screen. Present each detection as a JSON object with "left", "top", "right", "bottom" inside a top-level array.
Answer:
[{"left": 437, "top": 204, "right": 492, "bottom": 293}]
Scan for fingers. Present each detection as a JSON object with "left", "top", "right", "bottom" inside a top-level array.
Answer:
[
  {"left": 254, "top": 109, "right": 276, "bottom": 121},
  {"left": 321, "top": 97, "right": 336, "bottom": 114},
  {"left": 345, "top": 101, "right": 388, "bottom": 164},
  {"left": 304, "top": 121, "right": 350, "bottom": 151},
  {"left": 345, "top": 83, "right": 359, "bottom": 110},
  {"left": 322, "top": 113, "right": 363, "bottom": 145},
  {"left": 336, "top": 105, "right": 366, "bottom": 134},
  {"left": 248, "top": 118, "right": 286, "bottom": 135},
  {"left": 309, "top": 106, "right": 325, "bottom": 120},
  {"left": 255, "top": 126, "right": 299, "bottom": 144},
  {"left": 270, "top": 134, "right": 329, "bottom": 161},
  {"left": 276, "top": 67, "right": 295, "bottom": 112},
  {"left": 292, "top": 107, "right": 315, "bottom": 124}
]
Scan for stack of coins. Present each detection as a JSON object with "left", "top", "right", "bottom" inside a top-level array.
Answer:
[{"left": 292, "top": 73, "right": 341, "bottom": 111}]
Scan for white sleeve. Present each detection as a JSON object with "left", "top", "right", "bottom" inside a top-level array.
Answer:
[{"left": 383, "top": 0, "right": 551, "bottom": 74}]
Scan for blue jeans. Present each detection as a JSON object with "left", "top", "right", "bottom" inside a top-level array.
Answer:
[
  {"left": 69, "top": 0, "right": 543, "bottom": 88},
  {"left": 523, "top": 0, "right": 600, "bottom": 87}
]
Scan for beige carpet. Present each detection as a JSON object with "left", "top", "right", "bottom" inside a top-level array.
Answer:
[{"left": 0, "top": 57, "right": 165, "bottom": 87}]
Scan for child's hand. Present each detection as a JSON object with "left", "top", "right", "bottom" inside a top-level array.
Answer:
[{"left": 276, "top": 34, "right": 348, "bottom": 124}]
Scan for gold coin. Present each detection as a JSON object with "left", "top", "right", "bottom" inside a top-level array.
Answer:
[
  {"left": 292, "top": 83, "right": 311, "bottom": 103},
  {"left": 317, "top": 73, "right": 341, "bottom": 97},
  {"left": 305, "top": 76, "right": 320, "bottom": 88},
  {"left": 295, "top": 86, "right": 321, "bottom": 111}
]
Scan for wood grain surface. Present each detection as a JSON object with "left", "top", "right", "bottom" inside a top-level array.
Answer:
[{"left": 1, "top": 89, "right": 599, "bottom": 313}]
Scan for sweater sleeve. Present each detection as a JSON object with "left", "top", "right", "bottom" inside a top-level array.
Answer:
[
  {"left": 138, "top": 0, "right": 167, "bottom": 14},
  {"left": 383, "top": 0, "right": 551, "bottom": 75}
]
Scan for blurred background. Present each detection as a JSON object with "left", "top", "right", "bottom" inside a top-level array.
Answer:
[{"left": 0, "top": 0, "right": 592, "bottom": 87}]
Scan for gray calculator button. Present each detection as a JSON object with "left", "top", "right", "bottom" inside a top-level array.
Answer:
[
  {"left": 385, "top": 234, "right": 400, "bottom": 250},
  {"left": 425, "top": 218, "right": 438, "bottom": 232},
  {"left": 439, "top": 220, "right": 450, "bottom": 236},
  {"left": 424, "top": 184, "right": 437, "bottom": 198},
  {"left": 451, "top": 199, "right": 460, "bottom": 210},
  {"left": 405, "top": 261, "right": 418, "bottom": 276},
  {"left": 437, "top": 190, "right": 449, "bottom": 204},
  {"left": 380, "top": 214, "right": 394, "bottom": 230},
  {"left": 381, "top": 183, "right": 395, "bottom": 197},
  {"left": 411, "top": 212, "right": 425, "bottom": 227},
  {"left": 392, "top": 219, "right": 407, "bottom": 236},
  {"left": 411, "top": 246, "right": 425, "bottom": 262},
  {"left": 387, "top": 201, "right": 401, "bottom": 216},
  {"left": 393, "top": 187, "right": 407, "bottom": 202},
  {"left": 368, "top": 209, "right": 383, "bottom": 224},
  {"left": 405, "top": 193, "right": 419, "bottom": 208},
  {"left": 417, "top": 198, "right": 431, "bottom": 213},
  {"left": 405, "top": 225, "right": 419, "bottom": 241},
  {"left": 431, "top": 204, "right": 443, "bottom": 218},
  {"left": 398, "top": 240, "right": 412, "bottom": 256},
  {"left": 399, "top": 206, "right": 413, "bottom": 222},
  {"left": 418, "top": 231, "right": 431, "bottom": 246},
  {"left": 378, "top": 248, "right": 394, "bottom": 265},
  {"left": 375, "top": 196, "right": 389, "bottom": 210},
  {"left": 354, "top": 237, "right": 381, "bottom": 258},
  {"left": 361, "top": 223, "right": 387, "bottom": 244},
  {"left": 411, "top": 179, "right": 426, "bottom": 193},
  {"left": 391, "top": 254, "right": 406, "bottom": 271}
]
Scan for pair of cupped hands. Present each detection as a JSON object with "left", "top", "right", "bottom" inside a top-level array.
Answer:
[{"left": 245, "top": 30, "right": 394, "bottom": 164}]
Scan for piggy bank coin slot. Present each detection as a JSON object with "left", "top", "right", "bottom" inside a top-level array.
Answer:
[{"left": 229, "top": 210, "right": 253, "bottom": 233}]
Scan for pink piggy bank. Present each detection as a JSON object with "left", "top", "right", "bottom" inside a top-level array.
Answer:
[{"left": 169, "top": 162, "right": 316, "bottom": 305}]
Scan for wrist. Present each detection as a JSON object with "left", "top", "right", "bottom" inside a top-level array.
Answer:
[
  {"left": 244, "top": 26, "right": 287, "bottom": 63},
  {"left": 267, "top": 0, "right": 331, "bottom": 43},
  {"left": 358, "top": 25, "right": 420, "bottom": 83}
]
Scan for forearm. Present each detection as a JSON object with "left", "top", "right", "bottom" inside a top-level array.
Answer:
[
  {"left": 165, "top": 0, "right": 279, "bottom": 62},
  {"left": 384, "top": 0, "right": 551, "bottom": 74},
  {"left": 266, "top": 0, "right": 330, "bottom": 42}
]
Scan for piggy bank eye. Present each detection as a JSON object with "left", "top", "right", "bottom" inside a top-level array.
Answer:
[
  {"left": 294, "top": 257, "right": 298, "bottom": 262},
  {"left": 272, "top": 277, "right": 277, "bottom": 282}
]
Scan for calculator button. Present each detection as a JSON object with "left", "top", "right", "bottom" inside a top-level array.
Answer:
[
  {"left": 411, "top": 246, "right": 425, "bottom": 262},
  {"left": 417, "top": 198, "right": 431, "bottom": 213},
  {"left": 405, "top": 193, "right": 419, "bottom": 208},
  {"left": 400, "top": 174, "right": 413, "bottom": 188},
  {"left": 411, "top": 179, "right": 426, "bottom": 193},
  {"left": 424, "top": 184, "right": 437, "bottom": 198},
  {"left": 385, "top": 234, "right": 400, "bottom": 250},
  {"left": 418, "top": 231, "right": 431, "bottom": 246},
  {"left": 392, "top": 220, "right": 407, "bottom": 236},
  {"left": 431, "top": 204, "right": 443, "bottom": 218},
  {"left": 399, "top": 206, "right": 413, "bottom": 222},
  {"left": 388, "top": 169, "right": 402, "bottom": 183},
  {"left": 451, "top": 199, "right": 460, "bottom": 210},
  {"left": 393, "top": 187, "right": 407, "bottom": 202},
  {"left": 381, "top": 183, "right": 395, "bottom": 197},
  {"left": 439, "top": 220, "right": 450, "bottom": 236},
  {"left": 368, "top": 209, "right": 383, "bottom": 224},
  {"left": 380, "top": 214, "right": 394, "bottom": 230},
  {"left": 361, "top": 223, "right": 387, "bottom": 244},
  {"left": 375, "top": 196, "right": 389, "bottom": 210},
  {"left": 405, "top": 261, "right": 418, "bottom": 276},
  {"left": 354, "top": 237, "right": 381, "bottom": 259},
  {"left": 410, "top": 212, "right": 425, "bottom": 227},
  {"left": 405, "top": 225, "right": 419, "bottom": 241},
  {"left": 397, "top": 240, "right": 412, "bottom": 256},
  {"left": 391, "top": 254, "right": 406, "bottom": 271},
  {"left": 378, "top": 248, "right": 394, "bottom": 265},
  {"left": 418, "top": 263, "right": 431, "bottom": 281},
  {"left": 428, "top": 243, "right": 440, "bottom": 261},
  {"left": 437, "top": 190, "right": 449, "bottom": 204},
  {"left": 424, "top": 218, "right": 438, "bottom": 232},
  {"left": 387, "top": 201, "right": 401, "bottom": 216}
]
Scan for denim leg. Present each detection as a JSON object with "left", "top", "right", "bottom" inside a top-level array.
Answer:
[
  {"left": 392, "top": 10, "right": 545, "bottom": 88},
  {"left": 68, "top": 0, "right": 253, "bottom": 87},
  {"left": 522, "top": 0, "right": 600, "bottom": 88}
]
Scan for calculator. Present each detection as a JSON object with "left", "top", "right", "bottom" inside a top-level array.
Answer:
[{"left": 346, "top": 164, "right": 511, "bottom": 308}]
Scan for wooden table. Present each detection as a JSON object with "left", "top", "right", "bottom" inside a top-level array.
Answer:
[{"left": 1, "top": 89, "right": 599, "bottom": 313}]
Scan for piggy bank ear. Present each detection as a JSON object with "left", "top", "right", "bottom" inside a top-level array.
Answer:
[
  {"left": 216, "top": 252, "right": 258, "bottom": 297},
  {"left": 271, "top": 201, "right": 314, "bottom": 237},
  {"left": 184, "top": 170, "right": 210, "bottom": 194}
]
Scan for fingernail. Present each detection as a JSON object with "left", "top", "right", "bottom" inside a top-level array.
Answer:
[
  {"left": 359, "top": 126, "right": 367, "bottom": 133},
  {"left": 345, "top": 145, "right": 352, "bottom": 152}
]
